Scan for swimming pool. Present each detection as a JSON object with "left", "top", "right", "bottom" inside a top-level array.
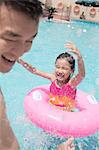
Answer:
[{"left": 0, "top": 20, "right": 99, "bottom": 149}]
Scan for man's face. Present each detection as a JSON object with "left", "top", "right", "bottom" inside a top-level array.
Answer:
[{"left": 0, "top": 4, "right": 39, "bottom": 73}]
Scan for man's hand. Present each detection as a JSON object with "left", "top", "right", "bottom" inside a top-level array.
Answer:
[{"left": 56, "top": 137, "right": 75, "bottom": 150}]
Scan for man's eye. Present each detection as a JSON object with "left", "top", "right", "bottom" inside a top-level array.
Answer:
[
  {"left": 26, "top": 41, "right": 32, "bottom": 44},
  {"left": 3, "top": 37, "right": 15, "bottom": 42},
  {"left": 6, "top": 39, "right": 14, "bottom": 41}
]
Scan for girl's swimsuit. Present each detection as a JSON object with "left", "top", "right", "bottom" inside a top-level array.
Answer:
[{"left": 49, "top": 80, "right": 76, "bottom": 111}]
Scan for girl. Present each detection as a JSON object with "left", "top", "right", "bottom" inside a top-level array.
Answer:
[{"left": 17, "top": 42, "right": 85, "bottom": 111}]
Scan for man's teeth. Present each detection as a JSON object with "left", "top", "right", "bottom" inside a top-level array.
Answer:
[{"left": 2, "top": 55, "right": 15, "bottom": 62}]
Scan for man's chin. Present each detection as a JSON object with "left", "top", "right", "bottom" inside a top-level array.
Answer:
[{"left": 0, "top": 66, "right": 13, "bottom": 73}]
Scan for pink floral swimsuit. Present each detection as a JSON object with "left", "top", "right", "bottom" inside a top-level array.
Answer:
[
  {"left": 49, "top": 80, "right": 76, "bottom": 110},
  {"left": 50, "top": 80, "right": 76, "bottom": 98}
]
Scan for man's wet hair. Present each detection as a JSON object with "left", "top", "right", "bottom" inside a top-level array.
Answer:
[{"left": 0, "top": 0, "right": 43, "bottom": 21}]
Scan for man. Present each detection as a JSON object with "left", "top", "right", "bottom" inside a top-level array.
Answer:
[
  {"left": 0, "top": 0, "right": 43, "bottom": 149},
  {"left": 57, "top": 137, "right": 75, "bottom": 150},
  {"left": 0, "top": 0, "right": 75, "bottom": 150}
]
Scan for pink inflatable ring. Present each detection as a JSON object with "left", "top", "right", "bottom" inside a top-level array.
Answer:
[{"left": 24, "top": 85, "right": 99, "bottom": 138}]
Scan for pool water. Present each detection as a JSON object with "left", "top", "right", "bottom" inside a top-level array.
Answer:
[{"left": 0, "top": 20, "right": 99, "bottom": 149}]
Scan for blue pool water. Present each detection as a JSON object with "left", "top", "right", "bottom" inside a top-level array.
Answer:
[{"left": 0, "top": 20, "right": 99, "bottom": 149}]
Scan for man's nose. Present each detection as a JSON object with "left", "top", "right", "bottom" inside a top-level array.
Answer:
[{"left": 11, "top": 43, "right": 26, "bottom": 57}]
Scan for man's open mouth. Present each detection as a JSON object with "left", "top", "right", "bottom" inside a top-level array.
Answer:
[{"left": 2, "top": 55, "right": 16, "bottom": 63}]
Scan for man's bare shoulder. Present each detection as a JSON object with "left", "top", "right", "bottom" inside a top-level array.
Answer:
[
  {"left": 0, "top": 89, "right": 5, "bottom": 104},
  {"left": 0, "top": 89, "right": 20, "bottom": 150},
  {"left": 0, "top": 89, "right": 6, "bottom": 117}
]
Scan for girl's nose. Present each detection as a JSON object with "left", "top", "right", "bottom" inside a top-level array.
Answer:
[{"left": 58, "top": 67, "right": 62, "bottom": 71}]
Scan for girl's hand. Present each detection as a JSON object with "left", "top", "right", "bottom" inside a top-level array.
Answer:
[
  {"left": 17, "top": 58, "right": 25, "bottom": 65},
  {"left": 17, "top": 59, "right": 36, "bottom": 73},
  {"left": 64, "top": 42, "right": 81, "bottom": 58}
]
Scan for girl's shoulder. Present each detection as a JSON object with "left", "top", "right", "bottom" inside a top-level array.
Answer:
[
  {"left": 66, "top": 82, "right": 77, "bottom": 90},
  {"left": 50, "top": 73, "right": 56, "bottom": 82}
]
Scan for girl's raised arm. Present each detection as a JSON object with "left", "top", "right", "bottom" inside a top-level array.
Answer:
[{"left": 65, "top": 42, "right": 85, "bottom": 88}]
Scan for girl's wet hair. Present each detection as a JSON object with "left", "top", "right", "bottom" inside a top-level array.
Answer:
[
  {"left": 55, "top": 52, "right": 75, "bottom": 71},
  {"left": 0, "top": 0, "right": 43, "bottom": 21}
]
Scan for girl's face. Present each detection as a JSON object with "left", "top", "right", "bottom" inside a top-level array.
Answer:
[{"left": 55, "top": 58, "right": 72, "bottom": 83}]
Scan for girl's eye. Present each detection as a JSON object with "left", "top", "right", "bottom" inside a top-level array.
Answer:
[
  {"left": 56, "top": 66, "right": 60, "bottom": 69},
  {"left": 64, "top": 67, "right": 68, "bottom": 70}
]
